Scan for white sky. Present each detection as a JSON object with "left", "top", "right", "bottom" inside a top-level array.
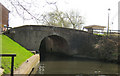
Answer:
[{"left": 0, "top": 0, "right": 120, "bottom": 30}]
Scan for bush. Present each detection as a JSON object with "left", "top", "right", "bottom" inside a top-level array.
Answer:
[{"left": 94, "top": 37, "right": 118, "bottom": 61}]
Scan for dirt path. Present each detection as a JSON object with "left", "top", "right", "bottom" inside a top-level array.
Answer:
[{"left": 14, "top": 54, "right": 40, "bottom": 74}]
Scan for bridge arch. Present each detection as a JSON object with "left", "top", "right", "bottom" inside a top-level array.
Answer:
[{"left": 39, "top": 35, "right": 69, "bottom": 61}]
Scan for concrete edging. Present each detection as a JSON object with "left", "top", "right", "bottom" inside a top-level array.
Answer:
[{"left": 14, "top": 54, "right": 40, "bottom": 74}]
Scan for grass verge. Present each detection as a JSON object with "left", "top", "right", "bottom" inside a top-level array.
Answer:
[{"left": 0, "top": 35, "right": 33, "bottom": 74}]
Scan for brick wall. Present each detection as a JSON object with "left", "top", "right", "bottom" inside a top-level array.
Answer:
[{"left": 0, "top": 3, "right": 9, "bottom": 28}]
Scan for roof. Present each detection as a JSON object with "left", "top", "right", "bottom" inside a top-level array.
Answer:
[{"left": 83, "top": 25, "right": 106, "bottom": 30}]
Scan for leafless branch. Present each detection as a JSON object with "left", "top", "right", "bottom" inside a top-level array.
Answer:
[{"left": 66, "top": 13, "right": 75, "bottom": 28}]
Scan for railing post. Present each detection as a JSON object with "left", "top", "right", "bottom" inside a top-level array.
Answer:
[{"left": 11, "top": 56, "right": 14, "bottom": 76}]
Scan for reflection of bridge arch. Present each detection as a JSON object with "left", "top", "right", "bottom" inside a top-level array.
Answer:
[{"left": 39, "top": 35, "right": 69, "bottom": 61}]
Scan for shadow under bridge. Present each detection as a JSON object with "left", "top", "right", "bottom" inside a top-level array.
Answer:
[{"left": 39, "top": 35, "right": 69, "bottom": 61}]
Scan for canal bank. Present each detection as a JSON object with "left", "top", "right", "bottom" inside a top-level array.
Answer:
[{"left": 14, "top": 54, "right": 40, "bottom": 74}]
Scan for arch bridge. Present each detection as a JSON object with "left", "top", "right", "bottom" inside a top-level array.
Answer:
[{"left": 4, "top": 25, "right": 99, "bottom": 60}]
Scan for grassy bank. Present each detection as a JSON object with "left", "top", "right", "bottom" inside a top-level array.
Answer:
[{"left": 0, "top": 35, "right": 33, "bottom": 74}]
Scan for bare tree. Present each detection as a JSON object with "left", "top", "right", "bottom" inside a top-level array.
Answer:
[
  {"left": 65, "top": 11, "right": 84, "bottom": 29},
  {"left": 7, "top": 0, "right": 40, "bottom": 24},
  {"left": 2, "top": 0, "right": 57, "bottom": 24},
  {"left": 41, "top": 6, "right": 84, "bottom": 29},
  {"left": 1, "top": 0, "right": 84, "bottom": 29}
]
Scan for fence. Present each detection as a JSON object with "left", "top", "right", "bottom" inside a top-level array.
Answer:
[{"left": 92, "top": 30, "right": 120, "bottom": 35}]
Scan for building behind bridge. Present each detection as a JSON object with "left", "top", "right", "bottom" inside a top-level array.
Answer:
[
  {"left": 0, "top": 3, "right": 10, "bottom": 32},
  {"left": 83, "top": 25, "right": 106, "bottom": 34}
]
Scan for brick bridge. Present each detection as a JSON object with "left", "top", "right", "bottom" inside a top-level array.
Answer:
[{"left": 4, "top": 25, "right": 99, "bottom": 59}]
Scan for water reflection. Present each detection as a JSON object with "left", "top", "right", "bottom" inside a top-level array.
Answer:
[{"left": 37, "top": 54, "right": 118, "bottom": 74}]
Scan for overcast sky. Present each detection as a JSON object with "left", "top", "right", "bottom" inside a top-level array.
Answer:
[
  {"left": 0, "top": 0, "right": 120, "bottom": 30},
  {"left": 56, "top": 0, "right": 119, "bottom": 30}
]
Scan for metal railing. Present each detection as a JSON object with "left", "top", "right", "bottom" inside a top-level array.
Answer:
[
  {"left": 92, "top": 30, "right": 120, "bottom": 35},
  {"left": 0, "top": 54, "right": 16, "bottom": 76}
]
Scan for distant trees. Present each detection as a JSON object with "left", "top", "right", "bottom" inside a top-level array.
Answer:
[
  {"left": 3, "top": 0, "right": 84, "bottom": 29},
  {"left": 41, "top": 7, "right": 84, "bottom": 29}
]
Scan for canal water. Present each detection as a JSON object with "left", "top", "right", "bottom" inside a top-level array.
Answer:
[{"left": 36, "top": 55, "right": 118, "bottom": 74}]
